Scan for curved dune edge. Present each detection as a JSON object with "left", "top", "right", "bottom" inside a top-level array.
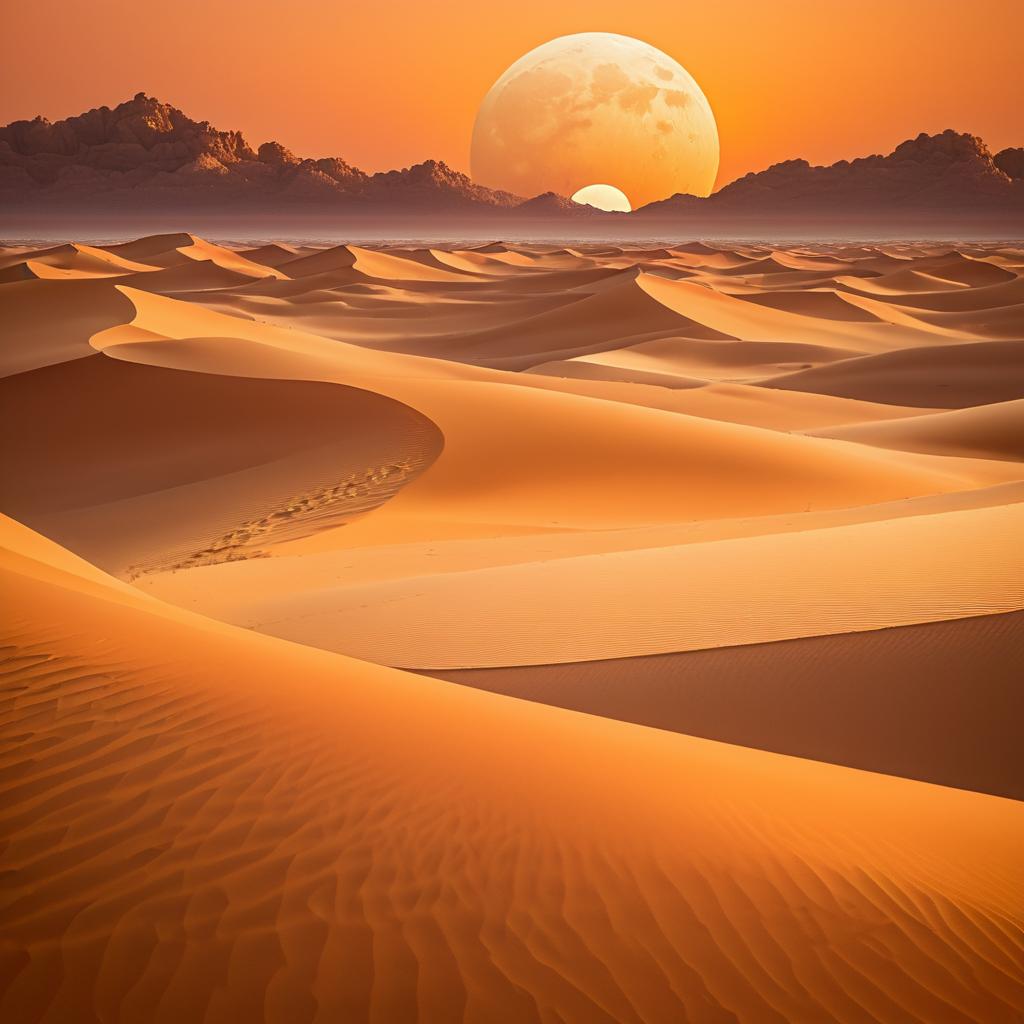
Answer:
[
  {"left": 0, "top": 353, "right": 444, "bottom": 577},
  {"left": 0, "top": 242, "right": 159, "bottom": 283},
  {"left": 635, "top": 272, "right": 980, "bottom": 351},
  {"left": 138, "top": 499, "right": 1024, "bottom": 669},
  {"left": 86, "top": 287, "right": 1013, "bottom": 550},
  {"left": 106, "top": 232, "right": 287, "bottom": 278},
  {"left": 426, "top": 610, "right": 1024, "bottom": 801},
  {"left": 0, "top": 277, "right": 139, "bottom": 376},
  {"left": 811, "top": 398, "right": 1024, "bottom": 462},
  {"left": 2, "top": 516, "right": 1023, "bottom": 1023},
  {"left": 765, "top": 339, "right": 1024, "bottom": 408}
]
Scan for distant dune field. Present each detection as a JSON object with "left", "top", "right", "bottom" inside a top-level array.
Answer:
[{"left": 2, "top": 234, "right": 1023, "bottom": 1023}]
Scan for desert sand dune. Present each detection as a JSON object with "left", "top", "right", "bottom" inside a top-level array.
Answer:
[
  {"left": 525, "top": 357, "right": 711, "bottom": 390},
  {"left": 671, "top": 248, "right": 759, "bottom": 270},
  {"left": 0, "top": 277, "right": 138, "bottom": 375},
  {"left": 430, "top": 247, "right": 541, "bottom": 274},
  {"left": 2, "top": 237, "right": 1022, "bottom": 1023},
  {"left": 0, "top": 245, "right": 44, "bottom": 270},
  {"left": 2, "top": 516, "right": 1023, "bottom": 1024},
  {"left": 347, "top": 245, "right": 477, "bottom": 282},
  {"left": 151, "top": 479, "right": 1024, "bottom": 585},
  {"left": 837, "top": 273, "right": 1024, "bottom": 312},
  {"left": 0, "top": 354, "right": 442, "bottom": 575},
  {"left": 139, "top": 480, "right": 1024, "bottom": 628},
  {"left": 411, "top": 270, "right": 720, "bottom": 368},
  {"left": 540, "top": 334, "right": 860, "bottom": 383},
  {"left": 268, "top": 242, "right": 360, "bottom": 277},
  {"left": 99, "top": 233, "right": 283, "bottom": 279},
  {"left": 767, "top": 339, "right": 1024, "bottom": 407},
  {"left": 240, "top": 241, "right": 302, "bottom": 267},
  {"left": 626, "top": 380, "right": 937, "bottom": 430},
  {"left": 124, "top": 258, "right": 282, "bottom": 294},
  {"left": 523, "top": 372, "right": 940, "bottom": 430},
  {"left": 220, "top": 267, "right": 696, "bottom": 368},
  {"left": 765, "top": 250, "right": 856, "bottom": 272},
  {"left": 914, "top": 255, "right": 1018, "bottom": 288},
  {"left": 813, "top": 398, "right": 1024, "bottom": 461},
  {"left": 90, "top": 285, "right": 1009, "bottom": 553},
  {"left": 836, "top": 267, "right": 973, "bottom": 294},
  {"left": 697, "top": 266, "right": 871, "bottom": 294},
  {"left": 637, "top": 272, "right": 979, "bottom": 351},
  {"left": 837, "top": 288, "right": 1024, "bottom": 340},
  {"left": 0, "top": 242, "right": 156, "bottom": 282},
  {"left": 278, "top": 244, "right": 472, "bottom": 283},
  {"left": 151, "top": 499, "right": 1023, "bottom": 668},
  {"left": 99, "top": 231, "right": 202, "bottom": 262},
  {"left": 735, "top": 287, "right": 881, "bottom": 320},
  {"left": 429, "top": 610, "right": 1024, "bottom": 800},
  {"left": 203, "top": 279, "right": 586, "bottom": 351}
]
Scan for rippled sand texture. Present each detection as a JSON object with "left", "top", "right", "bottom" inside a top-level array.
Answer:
[{"left": 2, "top": 234, "right": 1023, "bottom": 1023}]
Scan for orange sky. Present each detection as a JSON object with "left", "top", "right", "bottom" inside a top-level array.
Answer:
[{"left": 3, "top": 0, "right": 1022, "bottom": 191}]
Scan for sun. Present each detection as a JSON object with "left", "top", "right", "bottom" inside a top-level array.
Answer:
[
  {"left": 471, "top": 32, "right": 719, "bottom": 208},
  {"left": 571, "top": 183, "right": 632, "bottom": 212}
]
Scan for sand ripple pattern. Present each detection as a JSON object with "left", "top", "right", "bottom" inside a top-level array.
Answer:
[{"left": 1, "top": 546, "right": 1023, "bottom": 1023}]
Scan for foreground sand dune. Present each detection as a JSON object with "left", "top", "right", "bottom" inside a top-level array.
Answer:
[
  {"left": 3, "top": 516, "right": 1023, "bottom": 1023},
  {"left": 1, "top": 235, "right": 1022, "bottom": 1022}
]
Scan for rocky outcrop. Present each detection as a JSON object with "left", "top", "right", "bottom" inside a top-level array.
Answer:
[
  {"left": 0, "top": 94, "right": 523, "bottom": 210},
  {"left": 257, "top": 141, "right": 300, "bottom": 166},
  {"left": 995, "top": 147, "right": 1024, "bottom": 182},
  {"left": 512, "top": 191, "right": 599, "bottom": 217},
  {"left": 366, "top": 159, "right": 519, "bottom": 207},
  {"left": 635, "top": 130, "right": 1023, "bottom": 218},
  {"left": 0, "top": 93, "right": 257, "bottom": 187}
]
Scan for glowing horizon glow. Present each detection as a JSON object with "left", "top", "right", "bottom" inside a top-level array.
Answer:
[
  {"left": 571, "top": 183, "right": 632, "bottom": 213},
  {"left": 471, "top": 32, "right": 719, "bottom": 207}
]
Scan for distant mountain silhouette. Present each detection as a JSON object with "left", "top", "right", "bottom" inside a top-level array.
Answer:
[
  {"left": 636, "top": 130, "right": 1023, "bottom": 220},
  {"left": 0, "top": 93, "right": 529, "bottom": 210},
  {"left": 1, "top": 94, "right": 1020, "bottom": 235}
]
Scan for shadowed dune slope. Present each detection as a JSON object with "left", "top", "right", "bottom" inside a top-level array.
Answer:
[
  {"left": 239, "top": 242, "right": 301, "bottom": 267},
  {"left": 0, "top": 278, "right": 137, "bottom": 376},
  {"left": 811, "top": 398, "right": 1024, "bottom": 461},
  {"left": 82, "top": 287, "right": 1003, "bottom": 550},
  {"left": 360, "top": 270, "right": 711, "bottom": 369},
  {"left": 428, "top": 611, "right": 1024, "bottom": 801},
  {"left": 531, "top": 334, "right": 861, "bottom": 385},
  {"left": 2, "top": 517, "right": 1023, "bottom": 1024},
  {"left": 0, "top": 243, "right": 157, "bottom": 283},
  {"left": 635, "top": 272, "right": 963, "bottom": 352},
  {"left": 765, "top": 340, "right": 1024, "bottom": 408},
  {"left": 0, "top": 354, "right": 442, "bottom": 575}
]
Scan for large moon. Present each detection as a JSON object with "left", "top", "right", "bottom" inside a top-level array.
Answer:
[{"left": 471, "top": 32, "right": 720, "bottom": 209}]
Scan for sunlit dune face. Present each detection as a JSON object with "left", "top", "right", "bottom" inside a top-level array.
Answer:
[
  {"left": 471, "top": 32, "right": 719, "bottom": 207},
  {"left": 571, "top": 183, "right": 632, "bottom": 212}
]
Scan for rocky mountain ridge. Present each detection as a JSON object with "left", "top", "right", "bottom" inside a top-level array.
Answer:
[
  {"left": 0, "top": 93, "right": 531, "bottom": 211},
  {"left": 2, "top": 93, "right": 1020, "bottom": 233}
]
